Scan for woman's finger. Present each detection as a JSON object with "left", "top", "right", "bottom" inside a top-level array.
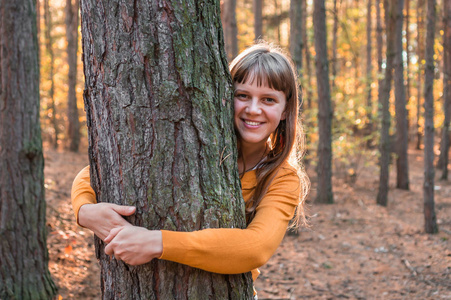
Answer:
[{"left": 104, "top": 226, "right": 124, "bottom": 243}]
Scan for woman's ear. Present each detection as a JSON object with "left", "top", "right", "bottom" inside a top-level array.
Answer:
[{"left": 281, "top": 110, "right": 287, "bottom": 120}]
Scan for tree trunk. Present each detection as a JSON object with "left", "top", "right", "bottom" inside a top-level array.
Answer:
[
  {"left": 438, "top": 0, "right": 451, "bottom": 180},
  {"left": 377, "top": 0, "right": 395, "bottom": 207},
  {"left": 66, "top": 0, "right": 81, "bottom": 152},
  {"left": 254, "top": 0, "right": 263, "bottom": 40},
  {"left": 376, "top": 0, "right": 383, "bottom": 122},
  {"left": 43, "top": 0, "right": 59, "bottom": 149},
  {"left": 417, "top": 0, "right": 425, "bottom": 150},
  {"left": 80, "top": 0, "right": 253, "bottom": 298},
  {"left": 366, "top": 0, "right": 373, "bottom": 128},
  {"left": 405, "top": 0, "right": 411, "bottom": 132},
  {"left": 302, "top": 0, "right": 313, "bottom": 109},
  {"left": 394, "top": 0, "right": 410, "bottom": 190},
  {"left": 313, "top": 0, "right": 333, "bottom": 204},
  {"left": 290, "top": 0, "right": 303, "bottom": 73},
  {"left": 221, "top": 0, "right": 238, "bottom": 62},
  {"left": 0, "top": 0, "right": 57, "bottom": 298},
  {"left": 423, "top": 0, "right": 438, "bottom": 234},
  {"left": 331, "top": 0, "right": 338, "bottom": 90}
]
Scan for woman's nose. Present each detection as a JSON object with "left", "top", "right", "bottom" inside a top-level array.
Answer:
[{"left": 246, "top": 99, "right": 261, "bottom": 115}]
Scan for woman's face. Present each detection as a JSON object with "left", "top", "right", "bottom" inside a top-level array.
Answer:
[{"left": 234, "top": 80, "right": 287, "bottom": 150}]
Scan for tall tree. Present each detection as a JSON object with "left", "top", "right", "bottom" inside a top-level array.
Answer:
[
  {"left": 66, "top": 0, "right": 81, "bottom": 152},
  {"left": 43, "top": 0, "right": 59, "bottom": 148},
  {"left": 417, "top": 0, "right": 426, "bottom": 150},
  {"left": 302, "top": 0, "right": 313, "bottom": 109},
  {"left": 331, "top": 0, "right": 339, "bottom": 90},
  {"left": 376, "top": 0, "right": 383, "bottom": 119},
  {"left": 405, "top": 0, "right": 411, "bottom": 130},
  {"left": 377, "top": 0, "right": 396, "bottom": 207},
  {"left": 0, "top": 0, "right": 57, "bottom": 298},
  {"left": 394, "top": 0, "right": 410, "bottom": 190},
  {"left": 80, "top": 0, "right": 253, "bottom": 298},
  {"left": 290, "top": 0, "right": 303, "bottom": 73},
  {"left": 221, "top": 0, "right": 238, "bottom": 61},
  {"left": 313, "top": 0, "right": 333, "bottom": 204},
  {"left": 438, "top": 0, "right": 451, "bottom": 180},
  {"left": 366, "top": 0, "right": 373, "bottom": 128},
  {"left": 423, "top": 0, "right": 438, "bottom": 234},
  {"left": 254, "top": 0, "right": 263, "bottom": 40}
]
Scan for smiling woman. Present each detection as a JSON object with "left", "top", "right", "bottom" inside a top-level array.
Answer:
[{"left": 71, "top": 41, "right": 309, "bottom": 297}]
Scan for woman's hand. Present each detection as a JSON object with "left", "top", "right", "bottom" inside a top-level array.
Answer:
[
  {"left": 78, "top": 203, "right": 136, "bottom": 241},
  {"left": 104, "top": 226, "right": 163, "bottom": 266}
]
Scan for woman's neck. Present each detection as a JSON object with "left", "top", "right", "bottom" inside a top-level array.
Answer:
[{"left": 238, "top": 141, "right": 268, "bottom": 174}]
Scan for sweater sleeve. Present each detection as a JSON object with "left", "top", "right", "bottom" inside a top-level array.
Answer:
[
  {"left": 159, "top": 166, "right": 300, "bottom": 275},
  {"left": 71, "top": 166, "right": 97, "bottom": 224}
]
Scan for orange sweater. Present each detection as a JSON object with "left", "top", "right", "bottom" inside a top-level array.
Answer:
[{"left": 71, "top": 162, "right": 300, "bottom": 281}]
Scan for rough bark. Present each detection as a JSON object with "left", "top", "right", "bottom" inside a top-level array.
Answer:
[
  {"left": 254, "top": 0, "right": 263, "bottom": 40},
  {"left": 423, "top": 0, "right": 438, "bottom": 234},
  {"left": 43, "top": 0, "right": 59, "bottom": 149},
  {"left": 290, "top": 0, "right": 303, "bottom": 73},
  {"left": 0, "top": 0, "right": 57, "bottom": 298},
  {"left": 438, "top": 0, "right": 451, "bottom": 180},
  {"left": 66, "top": 0, "right": 81, "bottom": 152},
  {"left": 80, "top": 0, "right": 253, "bottom": 298},
  {"left": 417, "top": 0, "right": 425, "bottom": 150},
  {"left": 221, "top": 0, "right": 238, "bottom": 62},
  {"left": 377, "top": 0, "right": 395, "bottom": 207},
  {"left": 394, "top": 0, "right": 410, "bottom": 190},
  {"left": 313, "top": 0, "right": 333, "bottom": 204},
  {"left": 366, "top": 0, "right": 373, "bottom": 128}
]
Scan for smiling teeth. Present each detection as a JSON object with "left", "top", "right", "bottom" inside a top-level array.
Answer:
[{"left": 245, "top": 120, "right": 260, "bottom": 126}]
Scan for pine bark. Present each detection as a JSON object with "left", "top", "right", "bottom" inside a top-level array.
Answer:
[
  {"left": 377, "top": 0, "right": 396, "bottom": 207},
  {"left": 438, "top": 0, "right": 451, "bottom": 180},
  {"left": 394, "top": 0, "right": 410, "bottom": 190},
  {"left": 290, "top": 0, "right": 303, "bottom": 73},
  {"left": 66, "top": 0, "right": 81, "bottom": 152},
  {"left": 43, "top": 0, "right": 59, "bottom": 148},
  {"left": 254, "top": 0, "right": 263, "bottom": 40},
  {"left": 80, "top": 0, "right": 253, "bottom": 298},
  {"left": 423, "top": 0, "right": 438, "bottom": 234},
  {"left": 222, "top": 0, "right": 238, "bottom": 62},
  {"left": 313, "top": 0, "right": 333, "bottom": 204},
  {"left": 0, "top": 0, "right": 57, "bottom": 298}
]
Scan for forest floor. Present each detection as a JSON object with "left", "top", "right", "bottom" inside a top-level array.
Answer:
[{"left": 45, "top": 145, "right": 451, "bottom": 299}]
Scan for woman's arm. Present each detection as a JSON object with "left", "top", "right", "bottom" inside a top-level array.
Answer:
[
  {"left": 71, "top": 166, "right": 136, "bottom": 240},
  {"left": 103, "top": 166, "right": 300, "bottom": 275}
]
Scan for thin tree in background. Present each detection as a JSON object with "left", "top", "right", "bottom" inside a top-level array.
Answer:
[
  {"left": 66, "top": 0, "right": 80, "bottom": 152},
  {"left": 290, "top": 0, "right": 303, "bottom": 74},
  {"left": 254, "top": 0, "right": 263, "bottom": 40},
  {"left": 405, "top": 0, "right": 411, "bottom": 130},
  {"left": 394, "top": 0, "right": 410, "bottom": 190},
  {"left": 366, "top": 0, "right": 373, "bottom": 129},
  {"left": 438, "top": 0, "right": 451, "bottom": 180},
  {"left": 302, "top": 0, "right": 313, "bottom": 109},
  {"left": 313, "top": 0, "right": 333, "bottom": 204},
  {"left": 43, "top": 0, "right": 59, "bottom": 148},
  {"left": 0, "top": 0, "right": 57, "bottom": 298},
  {"left": 331, "top": 0, "right": 339, "bottom": 90},
  {"left": 80, "top": 0, "right": 253, "bottom": 296},
  {"left": 376, "top": 0, "right": 383, "bottom": 119},
  {"left": 222, "top": 0, "right": 238, "bottom": 61},
  {"left": 423, "top": 0, "right": 438, "bottom": 234},
  {"left": 377, "top": 0, "right": 396, "bottom": 207},
  {"left": 37, "top": 0, "right": 41, "bottom": 64},
  {"left": 417, "top": 0, "right": 425, "bottom": 150}
]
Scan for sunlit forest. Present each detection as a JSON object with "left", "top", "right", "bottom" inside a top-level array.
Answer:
[{"left": 1, "top": 0, "right": 450, "bottom": 299}]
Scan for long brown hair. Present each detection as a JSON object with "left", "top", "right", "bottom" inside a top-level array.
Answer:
[{"left": 230, "top": 42, "right": 309, "bottom": 227}]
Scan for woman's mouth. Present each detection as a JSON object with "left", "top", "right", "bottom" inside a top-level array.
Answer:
[{"left": 244, "top": 120, "right": 263, "bottom": 126}]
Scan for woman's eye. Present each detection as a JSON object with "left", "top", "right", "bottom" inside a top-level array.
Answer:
[
  {"left": 264, "top": 98, "right": 276, "bottom": 103},
  {"left": 235, "top": 93, "right": 248, "bottom": 99}
]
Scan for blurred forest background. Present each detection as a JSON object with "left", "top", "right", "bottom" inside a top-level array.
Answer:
[{"left": 32, "top": 0, "right": 450, "bottom": 298}]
